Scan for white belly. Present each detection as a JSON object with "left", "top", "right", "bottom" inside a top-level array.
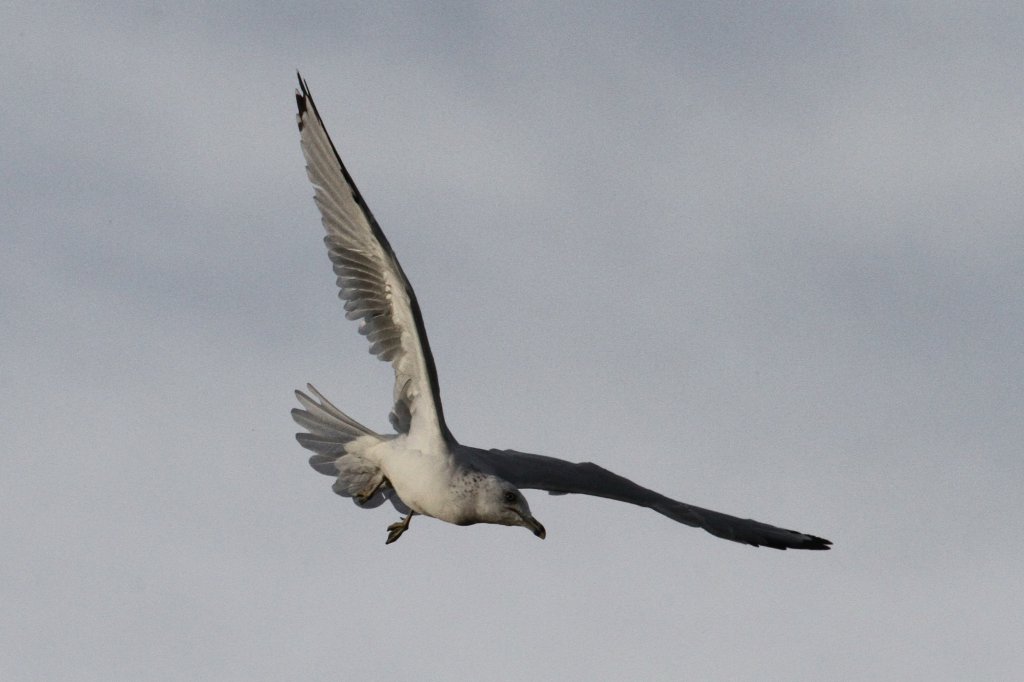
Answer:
[{"left": 375, "top": 438, "right": 458, "bottom": 522}]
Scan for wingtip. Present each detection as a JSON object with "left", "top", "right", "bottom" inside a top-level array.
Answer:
[
  {"left": 295, "top": 72, "right": 311, "bottom": 130},
  {"left": 804, "top": 535, "right": 833, "bottom": 550},
  {"left": 778, "top": 532, "right": 832, "bottom": 551}
]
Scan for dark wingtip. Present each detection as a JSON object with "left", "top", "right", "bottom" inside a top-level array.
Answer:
[
  {"left": 295, "top": 71, "right": 310, "bottom": 130},
  {"left": 756, "top": 531, "right": 833, "bottom": 551},
  {"left": 803, "top": 535, "right": 833, "bottom": 550}
]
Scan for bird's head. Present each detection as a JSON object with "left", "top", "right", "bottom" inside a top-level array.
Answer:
[{"left": 471, "top": 476, "right": 546, "bottom": 539}]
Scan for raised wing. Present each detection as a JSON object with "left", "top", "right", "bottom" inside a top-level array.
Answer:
[
  {"left": 469, "top": 448, "right": 831, "bottom": 550},
  {"left": 295, "top": 74, "right": 454, "bottom": 447}
]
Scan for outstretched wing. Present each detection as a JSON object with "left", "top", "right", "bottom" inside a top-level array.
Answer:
[
  {"left": 295, "top": 74, "right": 454, "bottom": 448},
  {"left": 469, "top": 448, "right": 831, "bottom": 550}
]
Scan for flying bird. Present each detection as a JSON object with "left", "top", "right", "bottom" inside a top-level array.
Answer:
[{"left": 291, "top": 74, "right": 831, "bottom": 550}]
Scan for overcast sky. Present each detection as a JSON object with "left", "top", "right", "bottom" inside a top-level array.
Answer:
[{"left": 3, "top": 2, "right": 1022, "bottom": 680}]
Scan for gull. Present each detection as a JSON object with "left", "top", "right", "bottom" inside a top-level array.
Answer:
[{"left": 291, "top": 74, "right": 832, "bottom": 550}]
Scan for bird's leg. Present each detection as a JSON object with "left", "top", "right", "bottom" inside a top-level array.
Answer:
[
  {"left": 385, "top": 510, "right": 416, "bottom": 544},
  {"left": 354, "top": 477, "right": 389, "bottom": 506}
]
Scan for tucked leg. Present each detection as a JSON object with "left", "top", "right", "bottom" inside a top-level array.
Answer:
[
  {"left": 385, "top": 510, "right": 416, "bottom": 544},
  {"left": 354, "top": 477, "right": 388, "bottom": 506}
]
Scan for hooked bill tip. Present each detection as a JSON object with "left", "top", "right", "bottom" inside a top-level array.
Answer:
[{"left": 528, "top": 518, "right": 546, "bottom": 539}]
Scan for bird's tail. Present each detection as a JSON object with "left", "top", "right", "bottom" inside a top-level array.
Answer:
[
  {"left": 291, "top": 383, "right": 380, "bottom": 474},
  {"left": 292, "top": 385, "right": 407, "bottom": 512}
]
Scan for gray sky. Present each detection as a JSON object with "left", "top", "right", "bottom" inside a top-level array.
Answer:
[{"left": 3, "top": 2, "right": 1022, "bottom": 680}]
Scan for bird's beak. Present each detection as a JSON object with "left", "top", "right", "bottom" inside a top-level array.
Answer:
[{"left": 524, "top": 516, "right": 546, "bottom": 539}]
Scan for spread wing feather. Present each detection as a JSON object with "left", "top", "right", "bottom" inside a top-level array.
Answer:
[
  {"left": 469, "top": 447, "right": 831, "bottom": 550},
  {"left": 295, "top": 75, "right": 454, "bottom": 448}
]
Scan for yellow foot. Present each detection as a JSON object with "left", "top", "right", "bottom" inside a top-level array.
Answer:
[{"left": 385, "top": 511, "right": 415, "bottom": 544}]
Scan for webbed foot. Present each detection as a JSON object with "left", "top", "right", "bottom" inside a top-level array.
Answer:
[{"left": 385, "top": 511, "right": 416, "bottom": 544}]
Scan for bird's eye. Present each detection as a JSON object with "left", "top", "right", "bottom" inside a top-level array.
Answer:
[{"left": 503, "top": 491, "right": 517, "bottom": 504}]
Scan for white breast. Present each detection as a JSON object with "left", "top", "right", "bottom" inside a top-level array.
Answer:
[{"left": 375, "top": 437, "right": 458, "bottom": 521}]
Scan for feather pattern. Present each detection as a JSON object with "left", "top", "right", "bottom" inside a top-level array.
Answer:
[{"left": 295, "top": 76, "right": 454, "bottom": 450}]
